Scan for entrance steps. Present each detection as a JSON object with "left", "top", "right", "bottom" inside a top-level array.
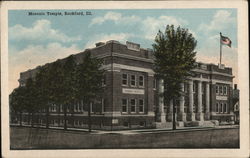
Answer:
[
  {"left": 155, "top": 122, "right": 172, "bottom": 129},
  {"left": 184, "top": 120, "right": 218, "bottom": 127}
]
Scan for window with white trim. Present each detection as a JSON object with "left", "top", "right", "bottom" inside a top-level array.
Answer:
[
  {"left": 102, "top": 74, "right": 106, "bottom": 86},
  {"left": 130, "top": 99, "right": 136, "bottom": 113},
  {"left": 130, "top": 75, "right": 136, "bottom": 87},
  {"left": 122, "top": 99, "right": 128, "bottom": 113},
  {"left": 51, "top": 104, "right": 56, "bottom": 112},
  {"left": 122, "top": 74, "right": 128, "bottom": 86},
  {"left": 77, "top": 102, "right": 80, "bottom": 112},
  {"left": 139, "top": 99, "right": 144, "bottom": 113},
  {"left": 224, "top": 103, "right": 227, "bottom": 113},
  {"left": 220, "top": 103, "right": 223, "bottom": 113},
  {"left": 223, "top": 86, "right": 227, "bottom": 95},
  {"left": 193, "top": 83, "right": 196, "bottom": 93},
  {"left": 90, "top": 102, "right": 93, "bottom": 113},
  {"left": 139, "top": 75, "right": 144, "bottom": 87},
  {"left": 80, "top": 100, "right": 84, "bottom": 112},
  {"left": 101, "top": 98, "right": 105, "bottom": 113},
  {"left": 216, "top": 103, "right": 219, "bottom": 112},
  {"left": 219, "top": 86, "right": 223, "bottom": 95},
  {"left": 60, "top": 104, "right": 63, "bottom": 112},
  {"left": 74, "top": 104, "right": 77, "bottom": 112},
  {"left": 216, "top": 85, "right": 219, "bottom": 95},
  {"left": 153, "top": 78, "right": 156, "bottom": 89}
]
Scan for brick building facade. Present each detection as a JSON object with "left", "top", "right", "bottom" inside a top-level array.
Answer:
[{"left": 14, "top": 40, "right": 235, "bottom": 130}]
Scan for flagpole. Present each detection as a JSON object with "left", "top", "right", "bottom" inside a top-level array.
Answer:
[{"left": 219, "top": 32, "right": 222, "bottom": 65}]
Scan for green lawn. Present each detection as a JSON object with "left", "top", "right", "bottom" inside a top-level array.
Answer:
[{"left": 10, "top": 126, "right": 239, "bottom": 149}]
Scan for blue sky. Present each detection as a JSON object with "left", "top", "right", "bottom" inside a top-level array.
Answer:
[{"left": 8, "top": 9, "right": 238, "bottom": 92}]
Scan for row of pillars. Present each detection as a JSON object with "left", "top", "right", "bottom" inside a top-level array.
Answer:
[{"left": 158, "top": 79, "right": 210, "bottom": 123}]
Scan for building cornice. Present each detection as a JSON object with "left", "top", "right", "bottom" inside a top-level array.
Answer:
[{"left": 192, "top": 68, "right": 234, "bottom": 78}]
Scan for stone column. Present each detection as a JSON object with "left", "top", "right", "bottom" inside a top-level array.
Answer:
[
  {"left": 167, "top": 99, "right": 173, "bottom": 121},
  {"left": 205, "top": 82, "right": 210, "bottom": 120},
  {"left": 196, "top": 81, "right": 204, "bottom": 121},
  {"left": 187, "top": 80, "right": 195, "bottom": 121},
  {"left": 158, "top": 79, "right": 166, "bottom": 123},
  {"left": 178, "top": 83, "right": 186, "bottom": 121}
]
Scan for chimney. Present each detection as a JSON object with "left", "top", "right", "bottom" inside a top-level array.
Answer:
[
  {"left": 95, "top": 42, "right": 105, "bottom": 47},
  {"left": 234, "top": 84, "right": 237, "bottom": 90}
]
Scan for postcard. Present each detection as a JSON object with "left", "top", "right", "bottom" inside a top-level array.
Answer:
[{"left": 1, "top": 1, "right": 249, "bottom": 158}]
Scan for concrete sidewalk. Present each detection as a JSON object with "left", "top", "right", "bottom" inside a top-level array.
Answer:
[
  {"left": 10, "top": 124, "right": 239, "bottom": 135},
  {"left": 93, "top": 125, "right": 239, "bottom": 135}
]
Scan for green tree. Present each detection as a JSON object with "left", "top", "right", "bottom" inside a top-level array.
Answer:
[
  {"left": 25, "top": 78, "right": 38, "bottom": 127},
  {"left": 61, "top": 55, "right": 78, "bottom": 130},
  {"left": 76, "top": 51, "right": 105, "bottom": 132},
  {"left": 153, "top": 25, "right": 197, "bottom": 129},
  {"left": 48, "top": 60, "right": 66, "bottom": 129},
  {"left": 9, "top": 86, "right": 27, "bottom": 126},
  {"left": 35, "top": 66, "right": 52, "bottom": 128}
]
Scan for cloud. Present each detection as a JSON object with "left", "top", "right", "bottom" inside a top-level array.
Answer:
[
  {"left": 89, "top": 11, "right": 141, "bottom": 26},
  {"left": 89, "top": 12, "right": 191, "bottom": 42},
  {"left": 9, "top": 43, "right": 81, "bottom": 93},
  {"left": 84, "top": 33, "right": 134, "bottom": 48},
  {"left": 141, "top": 16, "right": 188, "bottom": 40},
  {"left": 198, "top": 10, "right": 236, "bottom": 32},
  {"left": 9, "top": 19, "right": 81, "bottom": 43}
]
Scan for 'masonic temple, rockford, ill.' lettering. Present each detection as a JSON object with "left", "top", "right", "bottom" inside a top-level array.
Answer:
[{"left": 14, "top": 40, "right": 237, "bottom": 130}]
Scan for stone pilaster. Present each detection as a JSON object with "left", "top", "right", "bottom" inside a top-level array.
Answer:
[
  {"left": 187, "top": 80, "right": 195, "bottom": 121},
  {"left": 178, "top": 83, "right": 186, "bottom": 121},
  {"left": 205, "top": 82, "right": 210, "bottom": 120},
  {"left": 167, "top": 99, "right": 173, "bottom": 121},
  {"left": 196, "top": 80, "right": 204, "bottom": 121},
  {"left": 158, "top": 79, "right": 166, "bottom": 123}
]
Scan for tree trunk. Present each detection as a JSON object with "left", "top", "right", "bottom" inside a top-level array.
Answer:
[
  {"left": 88, "top": 102, "right": 92, "bottom": 132},
  {"left": 46, "top": 107, "right": 49, "bottom": 129},
  {"left": 172, "top": 98, "right": 176, "bottom": 130},
  {"left": 64, "top": 104, "right": 67, "bottom": 130},
  {"left": 71, "top": 103, "right": 74, "bottom": 128},
  {"left": 31, "top": 112, "right": 34, "bottom": 127},
  {"left": 28, "top": 112, "right": 31, "bottom": 125},
  {"left": 19, "top": 112, "right": 22, "bottom": 126}
]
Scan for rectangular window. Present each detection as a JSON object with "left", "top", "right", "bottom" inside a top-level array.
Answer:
[
  {"left": 223, "top": 86, "right": 227, "bottom": 95},
  {"left": 219, "top": 86, "right": 223, "bottom": 95},
  {"left": 193, "top": 83, "right": 196, "bottom": 92},
  {"left": 102, "top": 75, "right": 106, "bottom": 86},
  {"left": 130, "top": 99, "right": 136, "bottom": 113},
  {"left": 122, "top": 74, "right": 128, "bottom": 86},
  {"left": 60, "top": 105, "right": 63, "bottom": 112},
  {"left": 74, "top": 104, "right": 77, "bottom": 112},
  {"left": 224, "top": 103, "right": 227, "bottom": 113},
  {"left": 130, "top": 75, "right": 136, "bottom": 86},
  {"left": 139, "top": 75, "right": 144, "bottom": 87},
  {"left": 220, "top": 103, "right": 223, "bottom": 113},
  {"left": 216, "top": 103, "right": 219, "bottom": 112},
  {"left": 216, "top": 85, "right": 219, "bottom": 95},
  {"left": 184, "top": 83, "right": 188, "bottom": 93},
  {"left": 139, "top": 99, "right": 144, "bottom": 113},
  {"left": 101, "top": 98, "right": 104, "bottom": 113},
  {"left": 122, "top": 99, "right": 128, "bottom": 113},
  {"left": 52, "top": 104, "right": 56, "bottom": 112},
  {"left": 77, "top": 102, "right": 80, "bottom": 112},
  {"left": 90, "top": 102, "right": 93, "bottom": 113},
  {"left": 153, "top": 78, "right": 156, "bottom": 89},
  {"left": 81, "top": 100, "right": 84, "bottom": 112}
]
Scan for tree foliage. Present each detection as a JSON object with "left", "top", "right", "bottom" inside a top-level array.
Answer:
[
  {"left": 9, "top": 51, "right": 105, "bottom": 130},
  {"left": 153, "top": 25, "right": 197, "bottom": 102}
]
